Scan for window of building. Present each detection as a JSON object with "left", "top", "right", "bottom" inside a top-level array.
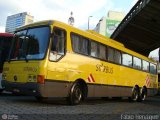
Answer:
[
  {"left": 133, "top": 57, "right": 142, "bottom": 69},
  {"left": 122, "top": 53, "right": 132, "bottom": 67},
  {"left": 142, "top": 60, "right": 149, "bottom": 72}
]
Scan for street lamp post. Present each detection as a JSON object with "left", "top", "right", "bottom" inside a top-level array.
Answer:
[{"left": 88, "top": 16, "right": 92, "bottom": 30}]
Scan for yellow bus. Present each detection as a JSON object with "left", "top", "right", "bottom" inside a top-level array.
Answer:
[{"left": 2, "top": 20, "right": 158, "bottom": 105}]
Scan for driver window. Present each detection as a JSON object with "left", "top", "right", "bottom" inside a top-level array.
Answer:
[{"left": 49, "top": 28, "right": 66, "bottom": 61}]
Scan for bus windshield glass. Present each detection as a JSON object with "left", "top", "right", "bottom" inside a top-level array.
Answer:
[{"left": 10, "top": 26, "right": 50, "bottom": 60}]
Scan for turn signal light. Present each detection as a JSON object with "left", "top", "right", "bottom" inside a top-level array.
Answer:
[{"left": 37, "top": 75, "right": 45, "bottom": 84}]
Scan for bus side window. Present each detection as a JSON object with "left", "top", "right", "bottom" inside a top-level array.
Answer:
[
  {"left": 90, "top": 41, "right": 98, "bottom": 58},
  {"left": 71, "top": 34, "right": 80, "bottom": 53},
  {"left": 122, "top": 53, "right": 133, "bottom": 67},
  {"left": 49, "top": 28, "right": 66, "bottom": 61},
  {"left": 108, "top": 47, "right": 121, "bottom": 64},
  {"left": 71, "top": 34, "right": 89, "bottom": 55},
  {"left": 108, "top": 47, "right": 114, "bottom": 62},
  {"left": 114, "top": 50, "right": 121, "bottom": 64},
  {"left": 142, "top": 60, "right": 149, "bottom": 72},
  {"left": 150, "top": 63, "right": 157, "bottom": 74},
  {"left": 133, "top": 57, "right": 142, "bottom": 70},
  {"left": 99, "top": 44, "right": 106, "bottom": 60}
]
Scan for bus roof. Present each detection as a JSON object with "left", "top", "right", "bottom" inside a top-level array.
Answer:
[
  {"left": 16, "top": 20, "right": 54, "bottom": 31},
  {"left": 86, "top": 30, "right": 124, "bottom": 47},
  {"left": 0, "top": 33, "right": 13, "bottom": 37},
  {"left": 15, "top": 20, "right": 156, "bottom": 63}
]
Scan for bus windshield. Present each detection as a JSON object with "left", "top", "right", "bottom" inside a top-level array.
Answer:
[{"left": 10, "top": 26, "right": 50, "bottom": 60}]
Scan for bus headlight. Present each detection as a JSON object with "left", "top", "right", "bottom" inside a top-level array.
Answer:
[
  {"left": 28, "top": 75, "right": 32, "bottom": 81},
  {"left": 28, "top": 75, "right": 37, "bottom": 82}
]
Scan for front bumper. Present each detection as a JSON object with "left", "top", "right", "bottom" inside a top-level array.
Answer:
[
  {"left": 2, "top": 80, "right": 41, "bottom": 96},
  {"left": 2, "top": 80, "right": 71, "bottom": 97}
]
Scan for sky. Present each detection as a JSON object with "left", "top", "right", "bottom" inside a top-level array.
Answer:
[
  {"left": 0, "top": 0, "right": 138, "bottom": 32},
  {"left": 0, "top": 0, "right": 159, "bottom": 57}
]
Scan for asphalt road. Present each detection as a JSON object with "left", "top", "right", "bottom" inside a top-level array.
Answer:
[{"left": 0, "top": 93, "right": 160, "bottom": 120}]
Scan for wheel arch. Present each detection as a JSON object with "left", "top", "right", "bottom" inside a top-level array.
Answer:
[
  {"left": 71, "top": 79, "right": 88, "bottom": 100},
  {"left": 133, "top": 85, "right": 140, "bottom": 92}
]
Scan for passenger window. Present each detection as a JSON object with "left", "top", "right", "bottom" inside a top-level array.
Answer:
[
  {"left": 133, "top": 57, "right": 142, "bottom": 69},
  {"left": 71, "top": 34, "right": 89, "bottom": 55},
  {"left": 142, "top": 60, "right": 149, "bottom": 72},
  {"left": 150, "top": 63, "right": 157, "bottom": 74},
  {"left": 49, "top": 28, "right": 66, "bottom": 61},
  {"left": 108, "top": 47, "right": 114, "bottom": 62},
  {"left": 122, "top": 53, "right": 132, "bottom": 67},
  {"left": 99, "top": 44, "right": 106, "bottom": 60},
  {"left": 108, "top": 47, "right": 121, "bottom": 64},
  {"left": 115, "top": 50, "right": 121, "bottom": 64},
  {"left": 78, "top": 37, "right": 89, "bottom": 55},
  {"left": 90, "top": 41, "right": 98, "bottom": 57},
  {"left": 71, "top": 35, "right": 80, "bottom": 53}
]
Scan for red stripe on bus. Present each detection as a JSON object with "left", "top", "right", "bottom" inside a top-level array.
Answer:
[
  {"left": 88, "top": 76, "right": 91, "bottom": 82},
  {"left": 146, "top": 75, "right": 150, "bottom": 87},
  {"left": 90, "top": 74, "right": 95, "bottom": 82}
]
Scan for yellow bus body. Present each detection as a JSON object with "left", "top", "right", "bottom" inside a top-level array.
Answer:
[{"left": 2, "top": 20, "right": 158, "bottom": 103}]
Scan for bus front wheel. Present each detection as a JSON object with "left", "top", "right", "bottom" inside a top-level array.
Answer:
[{"left": 67, "top": 83, "right": 82, "bottom": 105}]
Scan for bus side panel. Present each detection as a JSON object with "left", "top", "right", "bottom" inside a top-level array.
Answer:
[
  {"left": 119, "top": 66, "right": 142, "bottom": 88},
  {"left": 93, "top": 85, "right": 132, "bottom": 97},
  {"left": 46, "top": 55, "right": 72, "bottom": 97},
  {"left": 66, "top": 53, "right": 132, "bottom": 97},
  {"left": 119, "top": 66, "right": 158, "bottom": 96},
  {"left": 39, "top": 80, "right": 72, "bottom": 97},
  {"left": 147, "top": 88, "right": 158, "bottom": 96}
]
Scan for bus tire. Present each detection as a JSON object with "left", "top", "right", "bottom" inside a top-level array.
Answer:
[
  {"left": 131, "top": 86, "right": 141, "bottom": 102},
  {"left": 67, "top": 83, "right": 82, "bottom": 105},
  {"left": 141, "top": 86, "right": 147, "bottom": 101}
]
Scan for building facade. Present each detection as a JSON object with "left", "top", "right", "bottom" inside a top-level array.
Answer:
[
  {"left": 95, "top": 11, "right": 125, "bottom": 37},
  {"left": 5, "top": 12, "right": 34, "bottom": 33}
]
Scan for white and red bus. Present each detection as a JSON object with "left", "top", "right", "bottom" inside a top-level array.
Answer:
[{"left": 0, "top": 33, "right": 13, "bottom": 93}]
